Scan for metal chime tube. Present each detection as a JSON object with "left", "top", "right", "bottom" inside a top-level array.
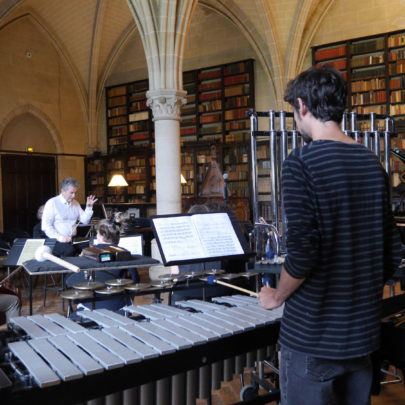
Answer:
[
  {"left": 342, "top": 112, "right": 350, "bottom": 136},
  {"left": 250, "top": 112, "right": 259, "bottom": 224},
  {"left": 291, "top": 120, "right": 299, "bottom": 151},
  {"left": 280, "top": 111, "right": 288, "bottom": 162},
  {"left": 279, "top": 111, "right": 288, "bottom": 237},
  {"left": 384, "top": 117, "right": 392, "bottom": 176},
  {"left": 350, "top": 112, "right": 359, "bottom": 142},
  {"left": 269, "top": 110, "right": 279, "bottom": 230},
  {"left": 370, "top": 112, "right": 380, "bottom": 158},
  {"left": 364, "top": 127, "right": 371, "bottom": 149}
]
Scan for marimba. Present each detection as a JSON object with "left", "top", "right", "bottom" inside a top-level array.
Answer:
[{"left": 0, "top": 295, "right": 282, "bottom": 405}]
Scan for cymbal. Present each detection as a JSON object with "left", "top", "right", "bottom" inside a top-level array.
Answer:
[
  {"left": 158, "top": 273, "right": 187, "bottom": 282},
  {"left": 95, "top": 286, "right": 125, "bottom": 295},
  {"left": 205, "top": 269, "right": 226, "bottom": 275},
  {"left": 125, "top": 283, "right": 152, "bottom": 291},
  {"left": 60, "top": 289, "right": 93, "bottom": 300},
  {"left": 73, "top": 281, "right": 105, "bottom": 290},
  {"left": 151, "top": 281, "right": 174, "bottom": 288},
  {"left": 238, "top": 272, "right": 258, "bottom": 278},
  {"left": 221, "top": 273, "right": 242, "bottom": 280},
  {"left": 105, "top": 278, "right": 133, "bottom": 287},
  {"left": 182, "top": 271, "right": 206, "bottom": 278}
]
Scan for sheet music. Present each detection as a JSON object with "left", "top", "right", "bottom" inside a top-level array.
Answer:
[
  {"left": 192, "top": 213, "right": 243, "bottom": 257},
  {"left": 17, "top": 239, "right": 45, "bottom": 265},
  {"left": 152, "top": 213, "right": 244, "bottom": 264},
  {"left": 153, "top": 216, "right": 204, "bottom": 262}
]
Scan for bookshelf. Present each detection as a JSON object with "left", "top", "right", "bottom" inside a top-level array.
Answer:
[
  {"left": 312, "top": 29, "right": 405, "bottom": 127},
  {"left": 85, "top": 156, "right": 106, "bottom": 200},
  {"left": 87, "top": 59, "right": 255, "bottom": 218},
  {"left": 106, "top": 79, "right": 152, "bottom": 153}
]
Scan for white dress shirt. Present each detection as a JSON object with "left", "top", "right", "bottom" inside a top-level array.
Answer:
[{"left": 41, "top": 194, "right": 93, "bottom": 242}]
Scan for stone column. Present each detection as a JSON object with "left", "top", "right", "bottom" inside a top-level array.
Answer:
[{"left": 147, "top": 89, "right": 186, "bottom": 215}]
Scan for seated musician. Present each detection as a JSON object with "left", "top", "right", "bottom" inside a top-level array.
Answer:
[
  {"left": 32, "top": 204, "right": 46, "bottom": 238},
  {"left": 41, "top": 177, "right": 97, "bottom": 257},
  {"left": 66, "top": 218, "right": 139, "bottom": 311},
  {"left": 92, "top": 217, "right": 139, "bottom": 283}
]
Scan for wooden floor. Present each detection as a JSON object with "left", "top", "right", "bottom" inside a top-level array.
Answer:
[{"left": 6, "top": 271, "right": 405, "bottom": 405}]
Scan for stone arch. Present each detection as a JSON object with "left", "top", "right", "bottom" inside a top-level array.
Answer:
[{"left": 0, "top": 105, "right": 63, "bottom": 153}]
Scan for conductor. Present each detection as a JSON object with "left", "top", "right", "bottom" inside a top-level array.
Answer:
[{"left": 42, "top": 177, "right": 97, "bottom": 257}]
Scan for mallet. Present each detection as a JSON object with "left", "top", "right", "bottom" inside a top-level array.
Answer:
[
  {"left": 35, "top": 245, "right": 80, "bottom": 273},
  {"left": 205, "top": 275, "right": 258, "bottom": 297}
]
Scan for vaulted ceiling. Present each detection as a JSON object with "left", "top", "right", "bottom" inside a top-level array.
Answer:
[{"left": 0, "top": 0, "right": 330, "bottom": 108}]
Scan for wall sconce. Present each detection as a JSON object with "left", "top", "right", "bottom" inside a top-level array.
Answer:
[{"left": 108, "top": 174, "right": 128, "bottom": 187}]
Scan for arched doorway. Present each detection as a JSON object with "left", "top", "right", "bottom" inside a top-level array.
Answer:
[{"left": 1, "top": 113, "right": 57, "bottom": 235}]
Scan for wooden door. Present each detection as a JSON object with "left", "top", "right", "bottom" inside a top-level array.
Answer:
[{"left": 1, "top": 155, "right": 56, "bottom": 235}]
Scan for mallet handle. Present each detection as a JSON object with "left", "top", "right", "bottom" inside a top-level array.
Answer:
[
  {"left": 214, "top": 279, "right": 258, "bottom": 297},
  {"left": 43, "top": 252, "right": 80, "bottom": 273}
]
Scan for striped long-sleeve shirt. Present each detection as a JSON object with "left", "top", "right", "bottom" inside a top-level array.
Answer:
[{"left": 279, "top": 140, "right": 402, "bottom": 359}]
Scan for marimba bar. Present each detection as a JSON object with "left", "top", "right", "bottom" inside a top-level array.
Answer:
[{"left": 1, "top": 296, "right": 282, "bottom": 405}]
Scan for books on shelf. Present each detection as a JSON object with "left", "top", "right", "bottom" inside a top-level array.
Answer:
[
  {"left": 351, "top": 90, "right": 386, "bottom": 105},
  {"left": 390, "top": 103, "right": 405, "bottom": 115},
  {"left": 390, "top": 90, "right": 405, "bottom": 103},
  {"left": 129, "top": 111, "right": 149, "bottom": 122},
  {"left": 350, "top": 38, "right": 384, "bottom": 54},
  {"left": 108, "top": 116, "right": 127, "bottom": 126},
  {"left": 351, "top": 54, "right": 384, "bottom": 68},
  {"left": 129, "top": 132, "right": 149, "bottom": 141},
  {"left": 224, "top": 73, "right": 249, "bottom": 86},
  {"left": 388, "top": 33, "right": 405, "bottom": 48},
  {"left": 389, "top": 77, "right": 405, "bottom": 90},
  {"left": 351, "top": 65, "right": 385, "bottom": 80},
  {"left": 108, "top": 96, "right": 127, "bottom": 107},
  {"left": 198, "top": 80, "right": 222, "bottom": 92},
  {"left": 225, "top": 84, "right": 250, "bottom": 97},
  {"left": 223, "top": 62, "right": 246, "bottom": 75},
  {"left": 351, "top": 78, "right": 385, "bottom": 92},
  {"left": 108, "top": 86, "right": 126, "bottom": 97},
  {"left": 315, "top": 59, "right": 346, "bottom": 70},
  {"left": 200, "top": 113, "right": 222, "bottom": 124},
  {"left": 314, "top": 44, "right": 346, "bottom": 61},
  {"left": 199, "top": 90, "right": 222, "bottom": 101},
  {"left": 198, "top": 69, "right": 221, "bottom": 81},
  {"left": 108, "top": 107, "right": 127, "bottom": 117},
  {"left": 225, "top": 108, "right": 248, "bottom": 120}
]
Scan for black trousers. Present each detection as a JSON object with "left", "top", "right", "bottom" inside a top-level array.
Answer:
[{"left": 52, "top": 241, "right": 76, "bottom": 257}]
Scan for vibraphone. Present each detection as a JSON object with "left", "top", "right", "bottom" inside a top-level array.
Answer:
[{"left": 0, "top": 295, "right": 282, "bottom": 405}]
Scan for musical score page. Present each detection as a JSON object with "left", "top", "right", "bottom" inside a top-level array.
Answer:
[
  {"left": 152, "top": 213, "right": 244, "bottom": 264},
  {"left": 152, "top": 216, "right": 204, "bottom": 262},
  {"left": 17, "top": 239, "right": 45, "bottom": 265},
  {"left": 192, "top": 213, "right": 243, "bottom": 257}
]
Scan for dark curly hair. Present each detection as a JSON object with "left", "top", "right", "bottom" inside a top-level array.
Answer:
[{"left": 284, "top": 65, "right": 347, "bottom": 124}]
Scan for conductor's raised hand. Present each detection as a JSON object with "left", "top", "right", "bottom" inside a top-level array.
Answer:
[{"left": 86, "top": 195, "right": 98, "bottom": 207}]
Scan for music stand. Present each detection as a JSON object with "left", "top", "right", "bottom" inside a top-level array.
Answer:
[
  {"left": 4, "top": 238, "right": 57, "bottom": 313},
  {"left": 151, "top": 212, "right": 253, "bottom": 266}
]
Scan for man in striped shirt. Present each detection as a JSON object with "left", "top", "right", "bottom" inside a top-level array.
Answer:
[{"left": 259, "top": 65, "right": 402, "bottom": 405}]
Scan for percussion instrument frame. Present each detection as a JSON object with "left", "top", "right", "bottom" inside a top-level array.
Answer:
[{"left": 3, "top": 316, "right": 280, "bottom": 405}]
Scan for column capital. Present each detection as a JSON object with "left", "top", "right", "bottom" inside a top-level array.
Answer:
[{"left": 146, "top": 89, "right": 187, "bottom": 121}]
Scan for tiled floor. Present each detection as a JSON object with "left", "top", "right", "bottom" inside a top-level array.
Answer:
[{"left": 5, "top": 272, "right": 405, "bottom": 404}]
